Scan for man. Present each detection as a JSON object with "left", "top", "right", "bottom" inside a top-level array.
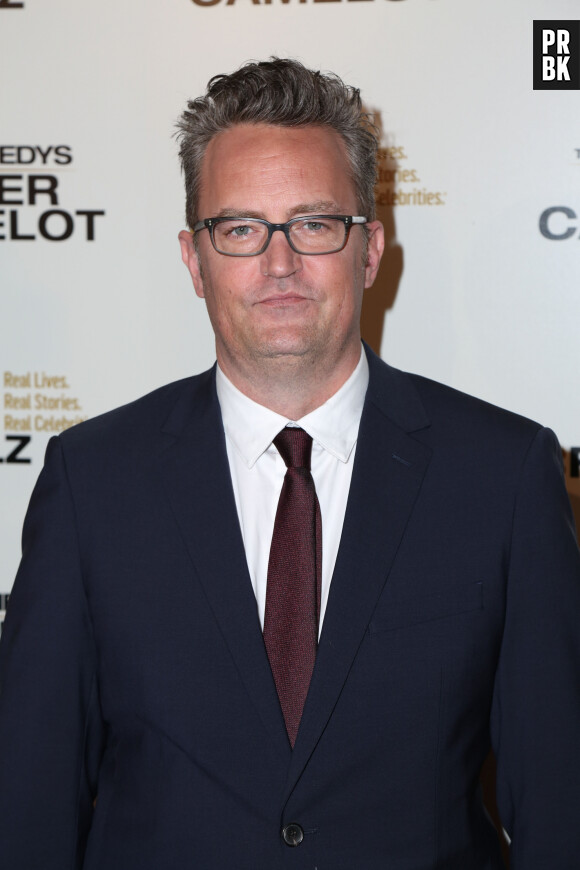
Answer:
[{"left": 0, "top": 58, "right": 579, "bottom": 869}]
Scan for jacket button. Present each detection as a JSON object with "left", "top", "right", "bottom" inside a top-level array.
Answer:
[{"left": 282, "top": 823, "right": 304, "bottom": 846}]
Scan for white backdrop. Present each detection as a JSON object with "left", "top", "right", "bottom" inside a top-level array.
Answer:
[{"left": 2, "top": 0, "right": 579, "bottom": 605}]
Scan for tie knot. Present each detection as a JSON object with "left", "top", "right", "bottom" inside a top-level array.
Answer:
[{"left": 273, "top": 427, "right": 313, "bottom": 470}]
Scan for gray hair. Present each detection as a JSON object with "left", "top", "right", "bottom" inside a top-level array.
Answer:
[{"left": 176, "top": 57, "right": 379, "bottom": 227}]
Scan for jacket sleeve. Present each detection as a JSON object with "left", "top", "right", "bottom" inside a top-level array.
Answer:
[
  {"left": 491, "top": 426, "right": 580, "bottom": 869},
  {"left": 0, "top": 435, "right": 105, "bottom": 870}
]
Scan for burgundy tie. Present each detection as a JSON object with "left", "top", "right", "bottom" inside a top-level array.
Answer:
[{"left": 263, "top": 427, "right": 322, "bottom": 747}]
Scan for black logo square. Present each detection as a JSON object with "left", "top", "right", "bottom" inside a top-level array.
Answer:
[{"left": 534, "top": 21, "right": 580, "bottom": 90}]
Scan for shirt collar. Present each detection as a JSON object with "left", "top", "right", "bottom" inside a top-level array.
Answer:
[{"left": 216, "top": 345, "right": 369, "bottom": 469}]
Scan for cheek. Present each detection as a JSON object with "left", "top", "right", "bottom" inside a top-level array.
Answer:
[
  {"left": 313, "top": 260, "right": 360, "bottom": 309},
  {"left": 203, "top": 270, "right": 255, "bottom": 333},
  {"left": 213, "top": 258, "right": 258, "bottom": 298}
]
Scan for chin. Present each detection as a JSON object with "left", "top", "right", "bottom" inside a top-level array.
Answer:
[{"left": 250, "top": 328, "right": 321, "bottom": 361}]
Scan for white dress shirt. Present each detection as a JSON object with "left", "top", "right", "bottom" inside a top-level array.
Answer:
[{"left": 215, "top": 346, "right": 369, "bottom": 636}]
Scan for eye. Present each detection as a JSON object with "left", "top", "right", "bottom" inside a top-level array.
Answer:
[
  {"left": 227, "top": 224, "right": 254, "bottom": 238},
  {"left": 302, "top": 220, "right": 327, "bottom": 232}
]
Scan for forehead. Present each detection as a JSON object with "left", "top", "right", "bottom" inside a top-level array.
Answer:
[{"left": 198, "top": 123, "right": 357, "bottom": 217}]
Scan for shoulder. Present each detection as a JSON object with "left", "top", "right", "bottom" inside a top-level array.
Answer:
[
  {"left": 366, "top": 347, "right": 544, "bottom": 447},
  {"left": 370, "top": 357, "right": 570, "bottom": 534},
  {"left": 363, "top": 349, "right": 560, "bottom": 496},
  {"left": 409, "top": 370, "right": 541, "bottom": 441},
  {"left": 56, "top": 366, "right": 217, "bottom": 463}
]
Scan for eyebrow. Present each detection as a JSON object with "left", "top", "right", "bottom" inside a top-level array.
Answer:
[{"left": 213, "top": 201, "right": 343, "bottom": 221}]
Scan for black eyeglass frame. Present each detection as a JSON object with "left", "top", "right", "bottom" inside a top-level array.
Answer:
[{"left": 191, "top": 214, "right": 368, "bottom": 257}]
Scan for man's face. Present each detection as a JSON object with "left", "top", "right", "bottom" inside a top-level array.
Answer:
[{"left": 179, "top": 123, "right": 384, "bottom": 377}]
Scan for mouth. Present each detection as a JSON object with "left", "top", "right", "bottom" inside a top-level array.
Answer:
[{"left": 257, "top": 294, "right": 310, "bottom": 308}]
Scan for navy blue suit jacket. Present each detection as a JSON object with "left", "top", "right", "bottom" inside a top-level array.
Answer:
[{"left": 1, "top": 347, "right": 580, "bottom": 869}]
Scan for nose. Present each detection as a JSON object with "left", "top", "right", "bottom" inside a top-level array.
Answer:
[{"left": 261, "top": 228, "right": 301, "bottom": 278}]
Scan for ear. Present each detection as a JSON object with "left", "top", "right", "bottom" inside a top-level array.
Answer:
[
  {"left": 363, "top": 221, "right": 385, "bottom": 289},
  {"left": 178, "top": 230, "right": 205, "bottom": 299}
]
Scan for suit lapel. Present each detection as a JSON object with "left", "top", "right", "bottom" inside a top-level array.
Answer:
[
  {"left": 158, "top": 369, "right": 291, "bottom": 762},
  {"left": 282, "top": 349, "right": 432, "bottom": 800},
  {"left": 155, "top": 353, "right": 433, "bottom": 793}
]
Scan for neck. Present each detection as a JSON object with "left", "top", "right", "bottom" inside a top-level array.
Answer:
[{"left": 217, "top": 342, "right": 362, "bottom": 419}]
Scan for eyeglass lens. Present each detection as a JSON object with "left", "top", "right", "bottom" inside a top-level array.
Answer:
[{"left": 212, "top": 217, "right": 347, "bottom": 255}]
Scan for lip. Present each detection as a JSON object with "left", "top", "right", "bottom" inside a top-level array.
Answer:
[{"left": 257, "top": 294, "right": 310, "bottom": 307}]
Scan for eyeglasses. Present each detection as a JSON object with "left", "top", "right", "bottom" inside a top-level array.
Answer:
[{"left": 191, "top": 215, "right": 367, "bottom": 257}]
